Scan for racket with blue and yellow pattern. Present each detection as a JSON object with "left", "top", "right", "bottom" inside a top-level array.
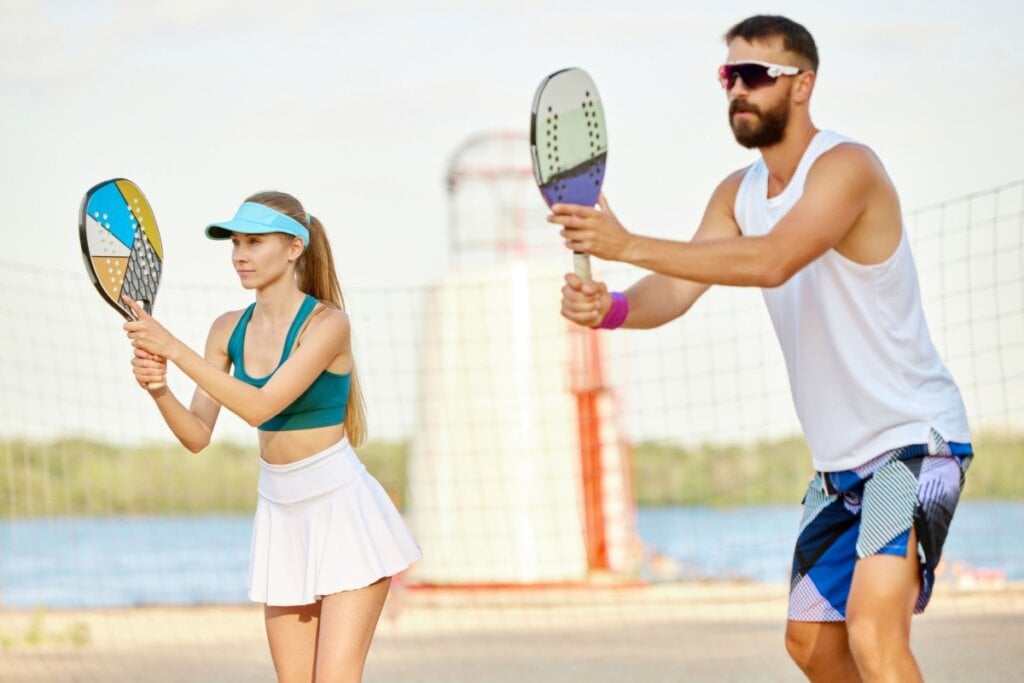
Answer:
[{"left": 79, "top": 178, "right": 165, "bottom": 388}]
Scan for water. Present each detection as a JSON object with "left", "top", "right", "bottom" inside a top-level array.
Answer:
[
  {"left": 0, "top": 516, "right": 252, "bottom": 608},
  {"left": 1, "top": 503, "right": 1020, "bottom": 608},
  {"left": 635, "top": 502, "right": 1024, "bottom": 584}
]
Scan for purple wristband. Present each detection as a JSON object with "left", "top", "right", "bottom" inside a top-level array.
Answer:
[{"left": 597, "top": 292, "right": 629, "bottom": 330}]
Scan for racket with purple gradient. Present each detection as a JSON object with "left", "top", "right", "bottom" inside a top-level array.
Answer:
[
  {"left": 79, "top": 178, "right": 165, "bottom": 389},
  {"left": 530, "top": 67, "right": 608, "bottom": 281}
]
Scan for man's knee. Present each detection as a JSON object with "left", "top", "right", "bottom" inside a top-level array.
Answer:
[
  {"left": 785, "top": 622, "right": 830, "bottom": 673},
  {"left": 845, "top": 613, "right": 877, "bottom": 662},
  {"left": 846, "top": 610, "right": 911, "bottom": 675}
]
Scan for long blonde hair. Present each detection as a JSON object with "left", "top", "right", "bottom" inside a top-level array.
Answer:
[{"left": 245, "top": 191, "right": 368, "bottom": 446}]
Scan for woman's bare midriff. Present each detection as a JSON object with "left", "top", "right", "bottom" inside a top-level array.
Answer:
[{"left": 258, "top": 423, "right": 349, "bottom": 465}]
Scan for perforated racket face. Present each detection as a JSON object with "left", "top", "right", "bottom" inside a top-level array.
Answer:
[
  {"left": 79, "top": 179, "right": 164, "bottom": 320},
  {"left": 530, "top": 67, "right": 607, "bottom": 207}
]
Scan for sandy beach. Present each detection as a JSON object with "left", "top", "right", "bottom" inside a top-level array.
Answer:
[{"left": 1, "top": 582, "right": 1021, "bottom": 682}]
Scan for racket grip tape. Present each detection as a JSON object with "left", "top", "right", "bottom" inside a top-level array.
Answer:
[{"left": 573, "top": 252, "right": 592, "bottom": 282}]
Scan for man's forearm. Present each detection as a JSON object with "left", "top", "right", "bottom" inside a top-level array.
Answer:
[
  {"left": 614, "top": 273, "right": 710, "bottom": 329},
  {"left": 623, "top": 233, "right": 783, "bottom": 287}
]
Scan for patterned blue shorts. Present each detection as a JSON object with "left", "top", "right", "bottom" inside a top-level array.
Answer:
[{"left": 788, "top": 430, "right": 972, "bottom": 622}]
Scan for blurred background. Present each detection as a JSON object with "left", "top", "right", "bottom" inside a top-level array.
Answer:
[{"left": 1, "top": 1, "right": 1022, "bottom": 681}]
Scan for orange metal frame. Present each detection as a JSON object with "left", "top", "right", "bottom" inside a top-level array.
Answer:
[{"left": 570, "top": 327, "right": 609, "bottom": 571}]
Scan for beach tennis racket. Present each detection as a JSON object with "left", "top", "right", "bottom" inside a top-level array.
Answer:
[
  {"left": 79, "top": 178, "right": 166, "bottom": 389},
  {"left": 530, "top": 67, "right": 608, "bottom": 282}
]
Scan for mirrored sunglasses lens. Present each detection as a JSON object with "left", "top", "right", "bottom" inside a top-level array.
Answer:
[
  {"left": 717, "top": 65, "right": 733, "bottom": 88},
  {"left": 742, "top": 64, "right": 775, "bottom": 87},
  {"left": 720, "top": 64, "right": 774, "bottom": 89}
]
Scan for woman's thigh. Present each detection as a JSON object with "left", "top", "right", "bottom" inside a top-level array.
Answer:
[
  {"left": 315, "top": 578, "right": 392, "bottom": 681},
  {"left": 265, "top": 602, "right": 322, "bottom": 683}
]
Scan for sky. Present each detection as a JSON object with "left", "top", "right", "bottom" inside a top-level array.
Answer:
[
  {"left": 2, "top": 0, "right": 1022, "bottom": 290},
  {"left": 0, "top": 0, "right": 1022, "bottom": 442}
]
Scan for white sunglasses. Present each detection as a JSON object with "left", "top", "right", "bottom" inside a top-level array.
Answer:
[{"left": 718, "top": 60, "right": 802, "bottom": 89}]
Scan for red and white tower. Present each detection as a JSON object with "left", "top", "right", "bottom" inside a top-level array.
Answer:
[{"left": 406, "top": 132, "right": 641, "bottom": 584}]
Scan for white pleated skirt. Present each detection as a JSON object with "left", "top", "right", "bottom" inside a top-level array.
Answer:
[{"left": 248, "top": 437, "right": 422, "bottom": 606}]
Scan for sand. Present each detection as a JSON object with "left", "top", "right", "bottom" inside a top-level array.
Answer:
[{"left": 1, "top": 582, "right": 1021, "bottom": 682}]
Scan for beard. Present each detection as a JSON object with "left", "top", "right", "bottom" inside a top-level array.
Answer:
[{"left": 729, "top": 96, "right": 789, "bottom": 149}]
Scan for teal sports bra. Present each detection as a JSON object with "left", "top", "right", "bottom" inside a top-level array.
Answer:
[{"left": 227, "top": 295, "right": 351, "bottom": 431}]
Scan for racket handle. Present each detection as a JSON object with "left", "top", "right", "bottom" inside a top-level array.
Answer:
[
  {"left": 147, "top": 381, "right": 166, "bottom": 391},
  {"left": 573, "top": 252, "right": 592, "bottom": 283}
]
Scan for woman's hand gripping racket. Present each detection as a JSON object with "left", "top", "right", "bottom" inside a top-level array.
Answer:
[
  {"left": 79, "top": 178, "right": 166, "bottom": 389},
  {"left": 530, "top": 67, "right": 608, "bottom": 282}
]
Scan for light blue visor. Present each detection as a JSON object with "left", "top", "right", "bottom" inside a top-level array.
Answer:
[{"left": 205, "top": 202, "right": 310, "bottom": 247}]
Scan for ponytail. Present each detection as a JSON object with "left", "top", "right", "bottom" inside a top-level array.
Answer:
[{"left": 244, "top": 191, "right": 369, "bottom": 447}]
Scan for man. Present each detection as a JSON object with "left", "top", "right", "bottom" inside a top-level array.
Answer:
[{"left": 550, "top": 15, "right": 972, "bottom": 683}]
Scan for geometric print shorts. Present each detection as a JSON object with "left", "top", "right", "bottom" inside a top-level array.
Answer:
[{"left": 789, "top": 428, "right": 972, "bottom": 621}]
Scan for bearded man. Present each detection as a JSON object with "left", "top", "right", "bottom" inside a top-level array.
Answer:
[{"left": 550, "top": 15, "right": 973, "bottom": 683}]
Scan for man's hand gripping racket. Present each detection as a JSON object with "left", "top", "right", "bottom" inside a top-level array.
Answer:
[{"left": 530, "top": 67, "right": 608, "bottom": 283}]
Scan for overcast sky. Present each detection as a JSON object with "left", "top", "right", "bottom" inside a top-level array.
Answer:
[
  {"left": 2, "top": 0, "right": 1022, "bottom": 291},
  {"left": 1, "top": 1, "right": 1021, "bottom": 442}
]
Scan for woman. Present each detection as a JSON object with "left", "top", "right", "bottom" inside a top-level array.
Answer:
[{"left": 124, "top": 191, "right": 421, "bottom": 683}]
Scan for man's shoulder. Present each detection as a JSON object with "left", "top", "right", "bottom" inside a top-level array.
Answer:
[
  {"left": 715, "top": 165, "right": 755, "bottom": 197},
  {"left": 808, "top": 140, "right": 885, "bottom": 188},
  {"left": 821, "top": 139, "right": 876, "bottom": 160},
  {"left": 816, "top": 133, "right": 881, "bottom": 166}
]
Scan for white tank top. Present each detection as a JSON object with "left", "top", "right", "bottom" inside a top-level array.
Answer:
[{"left": 734, "top": 129, "right": 971, "bottom": 471}]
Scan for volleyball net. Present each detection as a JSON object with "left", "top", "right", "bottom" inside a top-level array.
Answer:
[{"left": 0, "top": 179, "right": 1021, "bottom": 681}]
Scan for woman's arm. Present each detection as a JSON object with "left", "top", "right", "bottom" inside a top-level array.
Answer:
[
  {"left": 130, "top": 313, "right": 234, "bottom": 452},
  {"left": 124, "top": 297, "right": 350, "bottom": 428}
]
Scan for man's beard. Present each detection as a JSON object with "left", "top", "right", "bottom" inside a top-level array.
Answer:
[{"left": 729, "top": 97, "right": 789, "bottom": 149}]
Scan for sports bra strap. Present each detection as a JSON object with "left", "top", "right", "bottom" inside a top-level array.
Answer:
[
  {"left": 227, "top": 303, "right": 257, "bottom": 362},
  {"left": 279, "top": 295, "right": 319, "bottom": 363},
  {"left": 227, "top": 295, "right": 318, "bottom": 372}
]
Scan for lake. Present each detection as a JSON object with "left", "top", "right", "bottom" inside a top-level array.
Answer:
[{"left": 1, "top": 502, "right": 1020, "bottom": 608}]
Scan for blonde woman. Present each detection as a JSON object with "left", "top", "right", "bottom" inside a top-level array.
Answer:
[{"left": 124, "top": 191, "right": 421, "bottom": 683}]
